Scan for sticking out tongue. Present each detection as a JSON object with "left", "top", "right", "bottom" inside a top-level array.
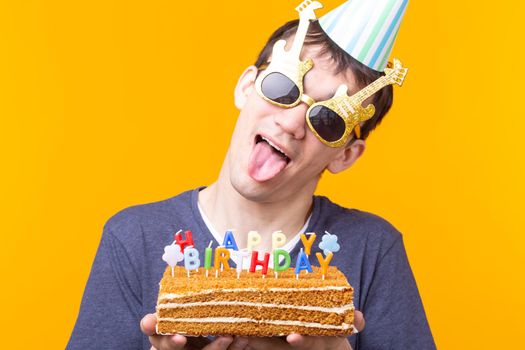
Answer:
[{"left": 248, "top": 141, "right": 288, "bottom": 182}]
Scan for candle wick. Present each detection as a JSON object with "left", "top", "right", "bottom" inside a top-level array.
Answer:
[
  {"left": 208, "top": 240, "right": 213, "bottom": 248},
  {"left": 325, "top": 231, "right": 331, "bottom": 236}
]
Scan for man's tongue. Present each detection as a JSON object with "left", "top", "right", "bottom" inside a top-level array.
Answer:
[{"left": 248, "top": 141, "right": 287, "bottom": 182}]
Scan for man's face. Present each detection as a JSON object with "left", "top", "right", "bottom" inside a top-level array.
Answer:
[{"left": 227, "top": 43, "right": 364, "bottom": 203}]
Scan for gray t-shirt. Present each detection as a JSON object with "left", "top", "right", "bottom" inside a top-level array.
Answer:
[{"left": 67, "top": 188, "right": 436, "bottom": 349}]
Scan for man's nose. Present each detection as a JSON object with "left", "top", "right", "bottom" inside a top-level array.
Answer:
[{"left": 273, "top": 102, "right": 309, "bottom": 140}]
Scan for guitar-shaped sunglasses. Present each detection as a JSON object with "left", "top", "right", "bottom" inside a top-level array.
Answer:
[{"left": 254, "top": 0, "right": 408, "bottom": 147}]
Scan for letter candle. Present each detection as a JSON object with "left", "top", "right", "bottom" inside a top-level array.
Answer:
[
  {"left": 295, "top": 248, "right": 313, "bottom": 279},
  {"left": 175, "top": 229, "right": 195, "bottom": 252},
  {"left": 183, "top": 246, "right": 201, "bottom": 277},
  {"left": 222, "top": 230, "right": 239, "bottom": 251},
  {"left": 272, "top": 231, "right": 287, "bottom": 250},
  {"left": 250, "top": 251, "right": 270, "bottom": 277},
  {"left": 316, "top": 252, "right": 333, "bottom": 280},
  {"left": 214, "top": 247, "right": 230, "bottom": 277},
  {"left": 300, "top": 232, "right": 317, "bottom": 256},
  {"left": 231, "top": 249, "right": 251, "bottom": 279},
  {"left": 273, "top": 249, "right": 291, "bottom": 279},
  {"left": 247, "top": 231, "right": 261, "bottom": 251},
  {"left": 204, "top": 241, "right": 213, "bottom": 277}
]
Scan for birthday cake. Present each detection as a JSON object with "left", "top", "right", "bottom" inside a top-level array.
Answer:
[
  {"left": 155, "top": 265, "right": 354, "bottom": 336},
  {"left": 154, "top": 227, "right": 355, "bottom": 336}
]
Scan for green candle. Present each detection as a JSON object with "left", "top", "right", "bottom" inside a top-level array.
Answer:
[
  {"left": 205, "top": 241, "right": 213, "bottom": 270},
  {"left": 273, "top": 249, "right": 291, "bottom": 273}
]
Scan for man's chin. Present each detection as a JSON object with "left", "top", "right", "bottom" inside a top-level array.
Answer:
[{"left": 230, "top": 173, "right": 281, "bottom": 203}]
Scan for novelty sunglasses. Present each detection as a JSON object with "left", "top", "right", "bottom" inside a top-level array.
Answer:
[{"left": 254, "top": 0, "right": 407, "bottom": 148}]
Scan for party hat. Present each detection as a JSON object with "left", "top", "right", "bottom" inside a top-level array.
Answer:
[{"left": 319, "top": 0, "right": 408, "bottom": 71}]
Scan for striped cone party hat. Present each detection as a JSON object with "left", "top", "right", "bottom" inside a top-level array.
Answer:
[{"left": 319, "top": 0, "right": 408, "bottom": 71}]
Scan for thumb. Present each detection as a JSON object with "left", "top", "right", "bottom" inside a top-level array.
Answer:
[
  {"left": 354, "top": 310, "right": 365, "bottom": 332},
  {"left": 140, "top": 313, "right": 158, "bottom": 336}
]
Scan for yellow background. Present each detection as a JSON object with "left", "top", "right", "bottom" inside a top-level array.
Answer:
[{"left": 1, "top": 0, "right": 523, "bottom": 348}]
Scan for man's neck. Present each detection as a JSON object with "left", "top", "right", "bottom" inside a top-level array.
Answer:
[{"left": 198, "top": 163, "right": 315, "bottom": 252}]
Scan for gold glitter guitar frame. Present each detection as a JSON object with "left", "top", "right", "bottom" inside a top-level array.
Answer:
[
  {"left": 305, "top": 58, "right": 408, "bottom": 147},
  {"left": 255, "top": 0, "right": 323, "bottom": 108}
]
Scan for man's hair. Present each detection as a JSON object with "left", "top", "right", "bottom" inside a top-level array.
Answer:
[{"left": 254, "top": 20, "right": 393, "bottom": 141}]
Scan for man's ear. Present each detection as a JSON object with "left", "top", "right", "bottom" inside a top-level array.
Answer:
[
  {"left": 326, "top": 139, "right": 366, "bottom": 174},
  {"left": 234, "top": 66, "right": 258, "bottom": 110}
]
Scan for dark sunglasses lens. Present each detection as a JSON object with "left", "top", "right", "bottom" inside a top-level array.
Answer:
[
  {"left": 260, "top": 72, "right": 300, "bottom": 105},
  {"left": 308, "top": 105, "right": 346, "bottom": 142}
]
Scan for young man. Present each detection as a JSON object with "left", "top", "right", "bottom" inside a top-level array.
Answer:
[{"left": 68, "top": 1, "right": 435, "bottom": 349}]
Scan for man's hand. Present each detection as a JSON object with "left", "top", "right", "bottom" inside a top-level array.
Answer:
[
  {"left": 141, "top": 314, "right": 234, "bottom": 350},
  {"left": 229, "top": 310, "right": 365, "bottom": 350},
  {"left": 141, "top": 310, "right": 364, "bottom": 350}
]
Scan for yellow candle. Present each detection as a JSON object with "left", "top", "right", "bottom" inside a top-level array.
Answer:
[
  {"left": 214, "top": 247, "right": 231, "bottom": 272},
  {"left": 316, "top": 252, "right": 333, "bottom": 277},
  {"left": 300, "top": 232, "right": 317, "bottom": 255}
]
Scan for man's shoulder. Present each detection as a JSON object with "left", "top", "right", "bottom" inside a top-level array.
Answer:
[
  {"left": 103, "top": 188, "right": 195, "bottom": 239},
  {"left": 315, "top": 195, "right": 402, "bottom": 246}
]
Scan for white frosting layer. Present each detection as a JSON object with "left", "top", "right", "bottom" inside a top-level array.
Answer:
[
  {"left": 158, "top": 317, "right": 351, "bottom": 330},
  {"left": 157, "top": 301, "right": 355, "bottom": 314},
  {"left": 159, "top": 286, "right": 351, "bottom": 300}
]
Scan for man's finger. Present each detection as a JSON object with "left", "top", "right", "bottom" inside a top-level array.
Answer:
[
  {"left": 202, "top": 336, "right": 234, "bottom": 350},
  {"left": 243, "top": 336, "right": 289, "bottom": 349},
  {"left": 140, "top": 314, "right": 188, "bottom": 350},
  {"left": 140, "top": 314, "right": 158, "bottom": 336},
  {"left": 354, "top": 310, "right": 365, "bottom": 332},
  {"left": 286, "top": 334, "right": 316, "bottom": 348},
  {"left": 148, "top": 334, "right": 187, "bottom": 350},
  {"left": 228, "top": 337, "right": 250, "bottom": 350}
]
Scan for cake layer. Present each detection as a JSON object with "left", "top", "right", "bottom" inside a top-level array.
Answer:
[
  {"left": 158, "top": 289, "right": 353, "bottom": 307},
  {"left": 157, "top": 304, "right": 354, "bottom": 326},
  {"left": 156, "top": 318, "right": 355, "bottom": 337}
]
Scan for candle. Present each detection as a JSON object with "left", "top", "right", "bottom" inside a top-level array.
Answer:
[
  {"left": 300, "top": 232, "right": 317, "bottom": 256},
  {"left": 204, "top": 241, "right": 213, "bottom": 277},
  {"left": 295, "top": 248, "right": 313, "bottom": 278},
  {"left": 316, "top": 252, "right": 333, "bottom": 280},
  {"left": 183, "top": 246, "right": 200, "bottom": 277},
  {"left": 247, "top": 231, "right": 261, "bottom": 251},
  {"left": 273, "top": 249, "right": 291, "bottom": 278},
  {"left": 214, "top": 247, "right": 231, "bottom": 276},
  {"left": 231, "top": 249, "right": 251, "bottom": 279},
  {"left": 162, "top": 242, "right": 184, "bottom": 277},
  {"left": 319, "top": 231, "right": 340, "bottom": 255},
  {"left": 250, "top": 251, "right": 270, "bottom": 277},
  {"left": 175, "top": 229, "right": 195, "bottom": 252},
  {"left": 272, "top": 231, "right": 287, "bottom": 250},
  {"left": 222, "top": 230, "right": 239, "bottom": 251}
]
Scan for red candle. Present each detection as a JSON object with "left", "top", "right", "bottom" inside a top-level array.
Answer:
[{"left": 249, "top": 250, "right": 270, "bottom": 276}]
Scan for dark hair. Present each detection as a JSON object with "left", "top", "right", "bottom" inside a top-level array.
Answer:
[{"left": 255, "top": 19, "right": 393, "bottom": 141}]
